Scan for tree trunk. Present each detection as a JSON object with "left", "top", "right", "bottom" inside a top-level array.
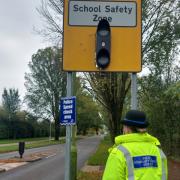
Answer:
[
  {"left": 55, "top": 117, "right": 60, "bottom": 140},
  {"left": 109, "top": 106, "right": 123, "bottom": 143},
  {"left": 54, "top": 93, "right": 60, "bottom": 140},
  {"left": 107, "top": 73, "right": 128, "bottom": 143}
]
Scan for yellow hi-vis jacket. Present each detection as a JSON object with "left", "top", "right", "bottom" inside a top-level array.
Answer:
[{"left": 103, "top": 133, "right": 168, "bottom": 180}]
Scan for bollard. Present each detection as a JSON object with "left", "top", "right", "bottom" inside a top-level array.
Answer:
[{"left": 19, "top": 142, "right": 25, "bottom": 158}]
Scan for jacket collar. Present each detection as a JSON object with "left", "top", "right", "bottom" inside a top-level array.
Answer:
[{"left": 115, "top": 133, "right": 160, "bottom": 146}]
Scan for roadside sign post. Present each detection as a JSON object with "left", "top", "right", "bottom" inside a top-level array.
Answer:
[
  {"left": 60, "top": 74, "right": 76, "bottom": 180},
  {"left": 131, "top": 73, "right": 137, "bottom": 110},
  {"left": 62, "top": 0, "right": 142, "bottom": 179}
]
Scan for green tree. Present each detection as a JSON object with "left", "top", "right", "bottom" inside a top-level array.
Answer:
[
  {"left": 25, "top": 47, "right": 66, "bottom": 140},
  {"left": 77, "top": 92, "right": 103, "bottom": 135},
  {"left": 163, "top": 82, "right": 180, "bottom": 157},
  {"left": 2, "top": 88, "right": 21, "bottom": 118},
  {"left": 139, "top": 75, "right": 180, "bottom": 157},
  {"left": 138, "top": 0, "right": 180, "bottom": 156},
  {"left": 0, "top": 107, "right": 9, "bottom": 139},
  {"left": 73, "top": 76, "right": 103, "bottom": 135},
  {"left": 1, "top": 88, "right": 22, "bottom": 139}
]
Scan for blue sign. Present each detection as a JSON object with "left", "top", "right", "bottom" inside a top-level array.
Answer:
[
  {"left": 60, "top": 96, "right": 76, "bottom": 125},
  {"left": 133, "top": 156, "right": 158, "bottom": 168}
]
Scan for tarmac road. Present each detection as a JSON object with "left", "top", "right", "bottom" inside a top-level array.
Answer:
[{"left": 0, "top": 136, "right": 102, "bottom": 180}]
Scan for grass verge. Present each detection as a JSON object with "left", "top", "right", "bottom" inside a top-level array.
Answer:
[
  {"left": 0, "top": 139, "right": 65, "bottom": 154},
  {"left": 0, "top": 137, "right": 50, "bottom": 144},
  {"left": 78, "top": 136, "right": 112, "bottom": 180},
  {"left": 77, "top": 171, "right": 103, "bottom": 180},
  {"left": 87, "top": 135, "right": 112, "bottom": 166}
]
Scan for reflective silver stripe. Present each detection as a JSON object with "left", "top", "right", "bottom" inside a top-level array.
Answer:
[
  {"left": 117, "top": 145, "right": 135, "bottom": 180},
  {"left": 159, "top": 148, "right": 167, "bottom": 180}
]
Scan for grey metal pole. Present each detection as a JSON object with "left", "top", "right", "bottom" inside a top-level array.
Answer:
[
  {"left": 65, "top": 72, "right": 72, "bottom": 180},
  {"left": 131, "top": 73, "right": 137, "bottom": 110}
]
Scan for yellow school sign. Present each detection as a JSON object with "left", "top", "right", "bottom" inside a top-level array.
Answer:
[{"left": 63, "top": 0, "right": 142, "bottom": 72}]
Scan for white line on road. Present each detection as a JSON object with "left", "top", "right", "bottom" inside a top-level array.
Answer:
[{"left": 45, "top": 154, "right": 57, "bottom": 159}]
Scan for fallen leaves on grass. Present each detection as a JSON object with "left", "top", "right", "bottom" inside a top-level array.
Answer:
[{"left": 77, "top": 171, "right": 103, "bottom": 180}]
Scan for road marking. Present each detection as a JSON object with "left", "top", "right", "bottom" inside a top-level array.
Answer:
[{"left": 46, "top": 154, "right": 56, "bottom": 159}]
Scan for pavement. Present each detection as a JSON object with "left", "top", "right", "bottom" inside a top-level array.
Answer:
[
  {"left": 0, "top": 162, "right": 28, "bottom": 171},
  {"left": 0, "top": 149, "right": 57, "bottom": 172},
  {"left": 0, "top": 136, "right": 102, "bottom": 180}
]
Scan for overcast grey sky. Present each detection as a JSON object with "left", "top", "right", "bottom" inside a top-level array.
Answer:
[
  {"left": 0, "top": 1, "right": 179, "bottom": 108},
  {"left": 0, "top": 0, "right": 49, "bottom": 106}
]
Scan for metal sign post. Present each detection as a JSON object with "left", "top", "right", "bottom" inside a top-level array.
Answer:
[
  {"left": 60, "top": 74, "right": 76, "bottom": 180},
  {"left": 62, "top": 1, "right": 142, "bottom": 179},
  {"left": 131, "top": 73, "right": 137, "bottom": 110},
  {"left": 65, "top": 72, "right": 72, "bottom": 180}
]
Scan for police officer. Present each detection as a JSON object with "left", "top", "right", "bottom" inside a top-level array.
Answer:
[{"left": 103, "top": 110, "right": 167, "bottom": 180}]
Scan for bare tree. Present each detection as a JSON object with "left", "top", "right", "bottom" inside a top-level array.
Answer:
[{"left": 36, "top": 0, "right": 63, "bottom": 45}]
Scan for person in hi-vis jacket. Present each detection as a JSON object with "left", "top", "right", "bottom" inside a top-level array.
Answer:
[{"left": 103, "top": 110, "right": 167, "bottom": 180}]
